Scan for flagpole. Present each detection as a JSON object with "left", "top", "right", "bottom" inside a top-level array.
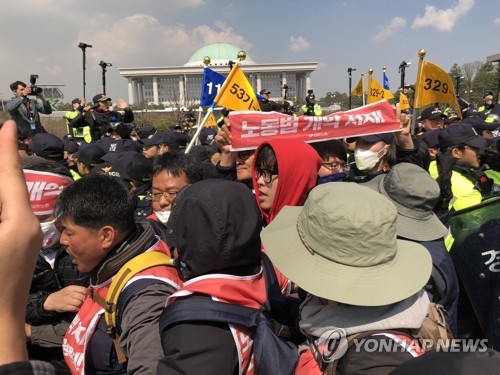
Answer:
[
  {"left": 367, "top": 69, "right": 373, "bottom": 106},
  {"left": 186, "top": 56, "right": 212, "bottom": 154},
  {"left": 411, "top": 49, "right": 426, "bottom": 134},
  {"left": 361, "top": 73, "right": 366, "bottom": 106},
  {"left": 186, "top": 51, "right": 248, "bottom": 153},
  {"left": 185, "top": 103, "right": 216, "bottom": 153}
]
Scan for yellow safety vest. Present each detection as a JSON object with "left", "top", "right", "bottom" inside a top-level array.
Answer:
[{"left": 65, "top": 111, "right": 92, "bottom": 143}]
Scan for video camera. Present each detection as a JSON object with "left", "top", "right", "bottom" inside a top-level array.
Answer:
[{"left": 29, "top": 74, "right": 43, "bottom": 95}]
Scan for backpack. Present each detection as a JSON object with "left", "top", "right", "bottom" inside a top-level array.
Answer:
[
  {"left": 312, "top": 302, "right": 454, "bottom": 375},
  {"left": 159, "top": 254, "right": 303, "bottom": 375},
  {"left": 91, "top": 251, "right": 174, "bottom": 363}
]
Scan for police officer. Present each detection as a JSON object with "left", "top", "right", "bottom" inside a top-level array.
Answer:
[
  {"left": 258, "top": 89, "right": 284, "bottom": 112},
  {"left": 301, "top": 90, "right": 323, "bottom": 116},
  {"left": 65, "top": 98, "right": 92, "bottom": 142},
  {"left": 69, "top": 94, "right": 134, "bottom": 141}
]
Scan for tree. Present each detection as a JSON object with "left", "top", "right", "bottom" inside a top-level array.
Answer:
[
  {"left": 461, "top": 61, "right": 483, "bottom": 101},
  {"left": 448, "top": 63, "right": 464, "bottom": 96},
  {"left": 471, "top": 62, "right": 498, "bottom": 104}
]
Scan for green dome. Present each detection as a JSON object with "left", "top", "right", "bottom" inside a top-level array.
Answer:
[{"left": 184, "top": 42, "right": 255, "bottom": 66}]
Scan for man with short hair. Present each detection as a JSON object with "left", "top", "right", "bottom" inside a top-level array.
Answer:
[
  {"left": 147, "top": 153, "right": 202, "bottom": 242},
  {"left": 55, "top": 174, "right": 181, "bottom": 375},
  {"left": 7, "top": 80, "right": 52, "bottom": 134}
]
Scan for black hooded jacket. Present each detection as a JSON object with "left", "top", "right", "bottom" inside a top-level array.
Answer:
[{"left": 159, "top": 180, "right": 263, "bottom": 374}]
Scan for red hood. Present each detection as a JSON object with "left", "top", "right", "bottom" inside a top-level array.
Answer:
[{"left": 252, "top": 139, "right": 322, "bottom": 223}]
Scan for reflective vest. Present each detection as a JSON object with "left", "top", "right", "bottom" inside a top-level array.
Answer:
[
  {"left": 301, "top": 103, "right": 323, "bottom": 116},
  {"left": 62, "top": 240, "right": 180, "bottom": 375},
  {"left": 485, "top": 169, "right": 500, "bottom": 185},
  {"left": 167, "top": 270, "right": 267, "bottom": 375},
  {"left": 65, "top": 110, "right": 92, "bottom": 143},
  {"left": 69, "top": 169, "right": 81, "bottom": 181},
  {"left": 450, "top": 170, "right": 482, "bottom": 211}
]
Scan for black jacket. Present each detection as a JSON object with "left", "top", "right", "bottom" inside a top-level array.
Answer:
[
  {"left": 70, "top": 108, "right": 134, "bottom": 141},
  {"left": 27, "top": 247, "right": 89, "bottom": 325}
]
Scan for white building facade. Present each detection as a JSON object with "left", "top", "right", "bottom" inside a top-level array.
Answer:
[{"left": 118, "top": 43, "right": 318, "bottom": 107}]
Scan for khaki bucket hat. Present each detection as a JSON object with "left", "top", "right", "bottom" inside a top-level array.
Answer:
[
  {"left": 364, "top": 163, "right": 449, "bottom": 241},
  {"left": 261, "top": 182, "right": 432, "bottom": 306}
]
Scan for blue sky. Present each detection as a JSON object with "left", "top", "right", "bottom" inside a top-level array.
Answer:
[{"left": 1, "top": 0, "right": 499, "bottom": 103}]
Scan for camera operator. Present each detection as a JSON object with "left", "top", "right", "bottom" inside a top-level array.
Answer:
[
  {"left": 301, "top": 90, "right": 323, "bottom": 116},
  {"left": 69, "top": 94, "right": 134, "bottom": 141},
  {"left": 7, "top": 80, "right": 52, "bottom": 135}
]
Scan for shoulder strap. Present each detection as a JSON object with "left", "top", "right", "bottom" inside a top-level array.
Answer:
[
  {"left": 92, "top": 251, "right": 173, "bottom": 364},
  {"left": 160, "top": 298, "right": 259, "bottom": 333},
  {"left": 104, "top": 251, "right": 173, "bottom": 331}
]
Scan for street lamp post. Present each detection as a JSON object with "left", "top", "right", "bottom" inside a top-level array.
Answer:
[
  {"left": 455, "top": 76, "right": 464, "bottom": 97},
  {"left": 398, "top": 61, "right": 411, "bottom": 89},
  {"left": 78, "top": 42, "right": 92, "bottom": 98},
  {"left": 347, "top": 67, "right": 356, "bottom": 109},
  {"left": 99, "top": 61, "right": 112, "bottom": 96}
]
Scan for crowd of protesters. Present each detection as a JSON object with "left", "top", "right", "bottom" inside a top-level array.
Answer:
[{"left": 0, "top": 81, "right": 499, "bottom": 375}]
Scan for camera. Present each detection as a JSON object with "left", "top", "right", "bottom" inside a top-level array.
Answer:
[{"left": 29, "top": 74, "right": 43, "bottom": 95}]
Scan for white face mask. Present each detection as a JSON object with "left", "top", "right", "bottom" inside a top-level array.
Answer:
[
  {"left": 155, "top": 210, "right": 171, "bottom": 224},
  {"left": 354, "top": 147, "right": 387, "bottom": 171},
  {"left": 40, "top": 219, "right": 61, "bottom": 249}
]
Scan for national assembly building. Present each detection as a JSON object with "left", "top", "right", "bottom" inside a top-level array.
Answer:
[{"left": 118, "top": 42, "right": 318, "bottom": 107}]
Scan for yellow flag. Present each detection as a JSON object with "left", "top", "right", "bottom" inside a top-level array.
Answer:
[
  {"left": 351, "top": 76, "right": 364, "bottom": 96},
  {"left": 205, "top": 112, "right": 217, "bottom": 127},
  {"left": 399, "top": 92, "right": 410, "bottom": 111},
  {"left": 414, "top": 60, "right": 461, "bottom": 118},
  {"left": 214, "top": 65, "right": 261, "bottom": 111},
  {"left": 367, "top": 75, "right": 394, "bottom": 104}
]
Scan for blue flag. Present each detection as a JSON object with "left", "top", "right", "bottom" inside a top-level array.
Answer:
[
  {"left": 383, "top": 71, "right": 390, "bottom": 90},
  {"left": 200, "top": 68, "right": 226, "bottom": 106}
]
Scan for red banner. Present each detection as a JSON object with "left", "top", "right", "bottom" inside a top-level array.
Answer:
[{"left": 229, "top": 100, "right": 400, "bottom": 150}]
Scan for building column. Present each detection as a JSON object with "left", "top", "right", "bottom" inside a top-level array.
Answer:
[
  {"left": 179, "top": 75, "right": 185, "bottom": 107},
  {"left": 127, "top": 78, "right": 135, "bottom": 105},
  {"left": 153, "top": 76, "right": 159, "bottom": 105},
  {"left": 133, "top": 80, "right": 139, "bottom": 104},
  {"left": 281, "top": 72, "right": 287, "bottom": 98},
  {"left": 138, "top": 81, "right": 144, "bottom": 103},
  {"left": 256, "top": 73, "right": 262, "bottom": 94},
  {"left": 305, "top": 72, "right": 311, "bottom": 92}
]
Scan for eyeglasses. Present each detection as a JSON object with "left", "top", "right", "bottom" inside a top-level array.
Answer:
[
  {"left": 237, "top": 150, "right": 254, "bottom": 161},
  {"left": 321, "top": 161, "right": 346, "bottom": 172},
  {"left": 147, "top": 191, "right": 178, "bottom": 202},
  {"left": 255, "top": 168, "right": 278, "bottom": 184}
]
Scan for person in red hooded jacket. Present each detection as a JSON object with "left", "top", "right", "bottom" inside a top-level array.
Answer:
[
  {"left": 251, "top": 139, "right": 322, "bottom": 294},
  {"left": 251, "top": 139, "right": 322, "bottom": 225}
]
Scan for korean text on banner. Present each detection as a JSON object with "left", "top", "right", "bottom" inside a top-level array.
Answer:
[
  {"left": 214, "top": 65, "right": 261, "bottom": 111},
  {"left": 200, "top": 68, "right": 226, "bottom": 107},
  {"left": 229, "top": 100, "right": 400, "bottom": 150},
  {"left": 414, "top": 60, "right": 461, "bottom": 118},
  {"left": 368, "top": 75, "right": 394, "bottom": 104}
]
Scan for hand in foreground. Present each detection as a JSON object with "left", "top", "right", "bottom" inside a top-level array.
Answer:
[{"left": 0, "top": 120, "right": 42, "bottom": 365}]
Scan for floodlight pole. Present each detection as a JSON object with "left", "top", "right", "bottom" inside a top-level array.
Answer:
[
  {"left": 347, "top": 67, "right": 356, "bottom": 109},
  {"left": 78, "top": 42, "right": 92, "bottom": 98}
]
